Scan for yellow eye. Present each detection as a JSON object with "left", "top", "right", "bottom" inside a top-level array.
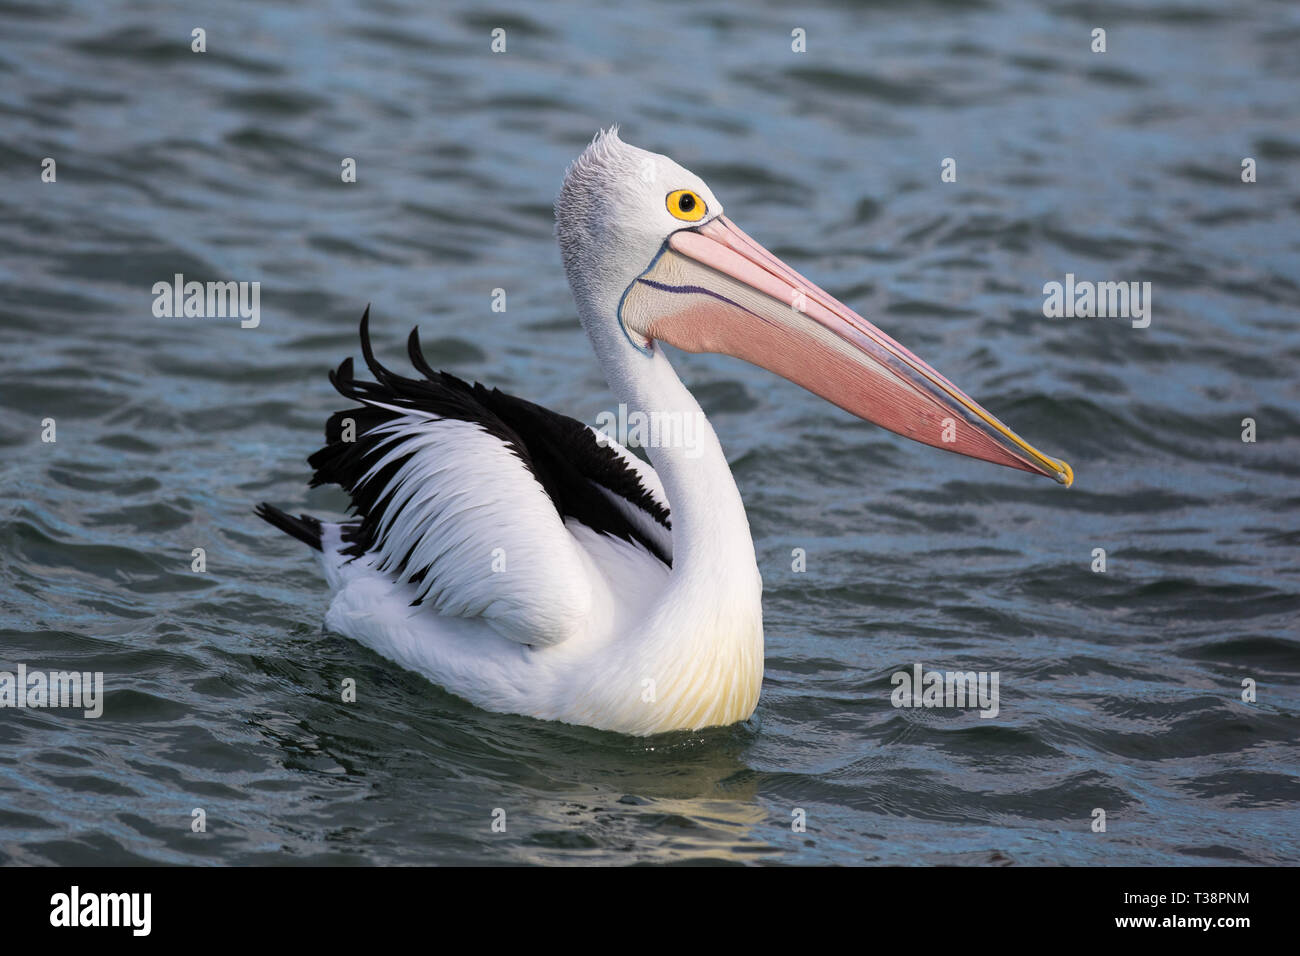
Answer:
[{"left": 666, "top": 189, "right": 706, "bottom": 222}]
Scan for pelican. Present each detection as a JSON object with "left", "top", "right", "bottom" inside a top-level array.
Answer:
[{"left": 258, "top": 128, "right": 1072, "bottom": 736}]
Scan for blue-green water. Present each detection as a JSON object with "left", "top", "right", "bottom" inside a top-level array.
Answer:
[{"left": 1, "top": 0, "right": 1297, "bottom": 864}]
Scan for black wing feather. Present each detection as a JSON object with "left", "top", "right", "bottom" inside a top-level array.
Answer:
[{"left": 305, "top": 308, "right": 672, "bottom": 577}]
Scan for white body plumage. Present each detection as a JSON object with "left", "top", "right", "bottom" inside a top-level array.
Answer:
[{"left": 315, "top": 402, "right": 763, "bottom": 737}]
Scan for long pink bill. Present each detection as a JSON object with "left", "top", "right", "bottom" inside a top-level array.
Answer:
[{"left": 618, "top": 215, "right": 1073, "bottom": 485}]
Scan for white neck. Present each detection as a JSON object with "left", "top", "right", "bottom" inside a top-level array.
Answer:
[
  {"left": 586, "top": 315, "right": 761, "bottom": 608},
  {"left": 570, "top": 280, "right": 764, "bottom": 733}
]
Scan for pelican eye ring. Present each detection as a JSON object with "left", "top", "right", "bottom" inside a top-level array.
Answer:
[{"left": 667, "top": 189, "right": 706, "bottom": 222}]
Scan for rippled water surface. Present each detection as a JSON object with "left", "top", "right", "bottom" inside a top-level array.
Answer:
[{"left": 1, "top": 0, "right": 1298, "bottom": 865}]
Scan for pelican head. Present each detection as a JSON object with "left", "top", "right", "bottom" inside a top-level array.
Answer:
[{"left": 555, "top": 127, "right": 1073, "bottom": 485}]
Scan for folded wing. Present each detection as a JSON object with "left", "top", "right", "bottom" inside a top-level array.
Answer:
[{"left": 304, "top": 310, "right": 672, "bottom": 647}]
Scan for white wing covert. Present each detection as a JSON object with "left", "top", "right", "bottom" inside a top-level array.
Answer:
[{"left": 301, "top": 310, "right": 672, "bottom": 648}]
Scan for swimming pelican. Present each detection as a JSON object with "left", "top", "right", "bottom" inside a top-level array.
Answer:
[{"left": 258, "top": 128, "right": 1072, "bottom": 736}]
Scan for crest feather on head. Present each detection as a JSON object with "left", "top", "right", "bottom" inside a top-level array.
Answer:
[{"left": 554, "top": 127, "right": 646, "bottom": 291}]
